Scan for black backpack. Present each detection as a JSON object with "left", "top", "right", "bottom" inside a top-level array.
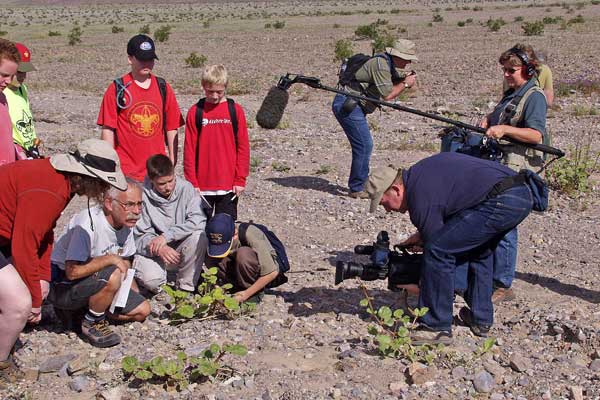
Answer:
[
  {"left": 194, "top": 98, "right": 238, "bottom": 173},
  {"left": 238, "top": 222, "right": 289, "bottom": 288},
  {"left": 338, "top": 53, "right": 401, "bottom": 93},
  {"left": 114, "top": 76, "right": 168, "bottom": 142}
]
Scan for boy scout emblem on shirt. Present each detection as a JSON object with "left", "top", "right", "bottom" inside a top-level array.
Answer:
[
  {"left": 16, "top": 110, "right": 34, "bottom": 139},
  {"left": 129, "top": 102, "right": 161, "bottom": 137}
]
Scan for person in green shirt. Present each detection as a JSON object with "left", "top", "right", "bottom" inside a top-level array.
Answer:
[{"left": 3, "top": 43, "right": 40, "bottom": 159}]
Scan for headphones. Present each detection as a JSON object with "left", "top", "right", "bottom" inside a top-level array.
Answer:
[{"left": 509, "top": 47, "right": 536, "bottom": 78}]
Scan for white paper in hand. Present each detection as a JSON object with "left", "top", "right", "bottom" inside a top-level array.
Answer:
[{"left": 109, "top": 269, "right": 135, "bottom": 313}]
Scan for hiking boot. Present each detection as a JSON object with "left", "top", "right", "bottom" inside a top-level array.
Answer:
[
  {"left": 458, "top": 307, "right": 491, "bottom": 338},
  {"left": 0, "top": 355, "right": 22, "bottom": 387},
  {"left": 81, "top": 319, "right": 121, "bottom": 348},
  {"left": 492, "top": 287, "right": 516, "bottom": 304},
  {"left": 348, "top": 190, "right": 369, "bottom": 199},
  {"left": 410, "top": 325, "right": 453, "bottom": 346}
]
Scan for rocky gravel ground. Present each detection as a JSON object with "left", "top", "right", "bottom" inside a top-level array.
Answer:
[{"left": 1, "top": 1, "right": 600, "bottom": 399}]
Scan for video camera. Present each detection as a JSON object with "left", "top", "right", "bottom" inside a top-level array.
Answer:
[{"left": 335, "top": 231, "right": 422, "bottom": 291}]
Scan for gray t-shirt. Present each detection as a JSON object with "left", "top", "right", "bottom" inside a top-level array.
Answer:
[{"left": 51, "top": 205, "right": 136, "bottom": 270}]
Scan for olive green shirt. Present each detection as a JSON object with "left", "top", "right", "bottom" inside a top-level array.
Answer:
[
  {"left": 347, "top": 55, "right": 407, "bottom": 113},
  {"left": 209, "top": 223, "right": 278, "bottom": 276}
]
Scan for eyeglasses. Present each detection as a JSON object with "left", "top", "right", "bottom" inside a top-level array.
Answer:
[
  {"left": 502, "top": 66, "right": 521, "bottom": 74},
  {"left": 113, "top": 199, "right": 143, "bottom": 211}
]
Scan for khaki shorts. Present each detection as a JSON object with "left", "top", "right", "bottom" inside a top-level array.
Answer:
[{"left": 49, "top": 265, "right": 145, "bottom": 314}]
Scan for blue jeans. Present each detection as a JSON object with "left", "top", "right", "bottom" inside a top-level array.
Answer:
[
  {"left": 493, "top": 227, "right": 518, "bottom": 288},
  {"left": 332, "top": 94, "right": 373, "bottom": 193},
  {"left": 454, "top": 227, "right": 518, "bottom": 292},
  {"left": 418, "top": 184, "right": 533, "bottom": 331}
]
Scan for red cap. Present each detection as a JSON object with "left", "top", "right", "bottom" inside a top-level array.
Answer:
[{"left": 14, "top": 43, "right": 36, "bottom": 73}]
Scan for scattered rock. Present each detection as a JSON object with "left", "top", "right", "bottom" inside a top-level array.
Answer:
[
  {"left": 389, "top": 380, "right": 408, "bottom": 394},
  {"left": 97, "top": 386, "right": 124, "bottom": 400},
  {"left": 67, "top": 356, "right": 88, "bottom": 375},
  {"left": 509, "top": 353, "right": 532, "bottom": 372},
  {"left": 473, "top": 370, "right": 495, "bottom": 393},
  {"left": 451, "top": 366, "right": 466, "bottom": 380},
  {"left": 483, "top": 359, "right": 505, "bottom": 383},
  {"left": 68, "top": 375, "right": 93, "bottom": 392},
  {"left": 569, "top": 386, "right": 583, "bottom": 400},
  {"left": 490, "top": 393, "right": 505, "bottom": 400},
  {"left": 39, "top": 354, "right": 77, "bottom": 373},
  {"left": 589, "top": 359, "right": 600, "bottom": 371},
  {"left": 406, "top": 363, "right": 437, "bottom": 385},
  {"left": 22, "top": 367, "right": 39, "bottom": 382},
  {"left": 330, "top": 387, "right": 342, "bottom": 399}
]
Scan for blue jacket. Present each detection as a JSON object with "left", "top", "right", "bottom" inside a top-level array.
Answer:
[{"left": 403, "top": 152, "right": 516, "bottom": 242}]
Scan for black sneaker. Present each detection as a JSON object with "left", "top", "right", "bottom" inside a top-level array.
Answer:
[
  {"left": 410, "top": 325, "right": 453, "bottom": 346},
  {"left": 458, "top": 307, "right": 491, "bottom": 337},
  {"left": 81, "top": 319, "right": 121, "bottom": 348}
]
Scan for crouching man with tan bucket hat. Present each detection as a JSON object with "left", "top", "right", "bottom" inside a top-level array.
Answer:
[{"left": 0, "top": 139, "right": 127, "bottom": 382}]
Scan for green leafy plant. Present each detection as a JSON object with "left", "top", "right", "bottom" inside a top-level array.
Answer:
[
  {"left": 250, "top": 156, "right": 262, "bottom": 172},
  {"left": 547, "top": 137, "right": 599, "bottom": 195},
  {"left": 122, "top": 344, "right": 248, "bottom": 391},
  {"left": 315, "top": 165, "right": 332, "bottom": 175},
  {"left": 360, "top": 284, "right": 441, "bottom": 364},
  {"left": 371, "top": 30, "right": 395, "bottom": 53},
  {"left": 161, "top": 267, "right": 254, "bottom": 324},
  {"left": 334, "top": 39, "right": 353, "bottom": 62},
  {"left": 111, "top": 25, "right": 124, "bottom": 33},
  {"left": 487, "top": 17, "right": 506, "bottom": 32},
  {"left": 154, "top": 25, "right": 172, "bottom": 42},
  {"left": 475, "top": 337, "right": 496, "bottom": 357},
  {"left": 185, "top": 52, "right": 207, "bottom": 68},
  {"left": 139, "top": 24, "right": 151, "bottom": 34},
  {"left": 522, "top": 20, "right": 544, "bottom": 36},
  {"left": 68, "top": 26, "right": 83, "bottom": 46},
  {"left": 271, "top": 161, "right": 291, "bottom": 172}
]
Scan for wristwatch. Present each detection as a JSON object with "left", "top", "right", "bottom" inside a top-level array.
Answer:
[{"left": 404, "top": 82, "right": 410, "bottom": 89}]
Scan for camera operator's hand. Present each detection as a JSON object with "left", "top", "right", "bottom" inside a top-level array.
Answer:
[
  {"left": 403, "top": 73, "right": 417, "bottom": 89},
  {"left": 400, "top": 232, "right": 422, "bottom": 248}
]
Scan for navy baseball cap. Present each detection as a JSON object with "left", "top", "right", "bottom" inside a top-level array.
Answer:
[
  {"left": 206, "top": 213, "right": 235, "bottom": 258},
  {"left": 127, "top": 34, "right": 158, "bottom": 61}
]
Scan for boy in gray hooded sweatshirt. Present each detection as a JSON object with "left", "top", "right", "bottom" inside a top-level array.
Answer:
[{"left": 133, "top": 154, "right": 207, "bottom": 293}]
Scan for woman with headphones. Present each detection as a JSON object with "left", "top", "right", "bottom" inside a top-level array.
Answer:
[{"left": 479, "top": 45, "right": 548, "bottom": 304}]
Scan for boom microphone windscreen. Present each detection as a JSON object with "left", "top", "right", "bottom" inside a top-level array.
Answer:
[{"left": 256, "top": 86, "right": 289, "bottom": 129}]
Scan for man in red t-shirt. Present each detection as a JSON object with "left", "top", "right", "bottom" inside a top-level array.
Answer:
[
  {"left": 98, "top": 34, "right": 183, "bottom": 181},
  {"left": 183, "top": 64, "right": 249, "bottom": 221}
]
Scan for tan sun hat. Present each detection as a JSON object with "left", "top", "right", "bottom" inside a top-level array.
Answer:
[
  {"left": 50, "top": 139, "right": 127, "bottom": 191},
  {"left": 385, "top": 39, "right": 418, "bottom": 61},
  {"left": 366, "top": 166, "right": 402, "bottom": 213}
]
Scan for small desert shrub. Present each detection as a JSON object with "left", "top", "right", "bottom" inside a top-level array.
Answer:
[
  {"left": 457, "top": 21, "right": 466, "bottom": 27},
  {"left": 473, "top": 6, "right": 483, "bottom": 11},
  {"left": 542, "top": 16, "right": 563, "bottom": 24},
  {"left": 514, "top": 16, "right": 524, "bottom": 22},
  {"left": 572, "top": 104, "right": 598, "bottom": 116},
  {"left": 522, "top": 21, "right": 544, "bottom": 36},
  {"left": 390, "top": 8, "right": 400, "bottom": 14},
  {"left": 555, "top": 78, "right": 600, "bottom": 97},
  {"left": 203, "top": 21, "right": 210, "bottom": 28},
  {"left": 333, "top": 39, "right": 353, "bottom": 62},
  {"left": 568, "top": 14, "right": 585, "bottom": 24},
  {"left": 271, "top": 161, "right": 291, "bottom": 172},
  {"left": 486, "top": 17, "right": 506, "bottom": 32},
  {"left": 592, "top": 0, "right": 600, "bottom": 5},
  {"left": 111, "top": 25, "right": 124, "bottom": 33},
  {"left": 184, "top": 52, "right": 207, "bottom": 68},
  {"left": 333, "top": 23, "right": 341, "bottom": 28},
  {"left": 432, "top": 14, "right": 444, "bottom": 22},
  {"left": 250, "top": 156, "right": 261, "bottom": 172},
  {"left": 547, "top": 140, "right": 599, "bottom": 195},
  {"left": 154, "top": 25, "right": 172, "bottom": 42},
  {"left": 273, "top": 20, "right": 285, "bottom": 29},
  {"left": 48, "top": 30, "right": 61, "bottom": 36},
  {"left": 264, "top": 23, "right": 271, "bottom": 29},
  {"left": 139, "top": 24, "right": 150, "bottom": 34},
  {"left": 355, "top": 23, "right": 379, "bottom": 39},
  {"left": 0, "top": 30, "right": 7, "bottom": 37},
  {"left": 372, "top": 30, "right": 395, "bottom": 53},
  {"left": 68, "top": 26, "right": 83, "bottom": 45}
]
